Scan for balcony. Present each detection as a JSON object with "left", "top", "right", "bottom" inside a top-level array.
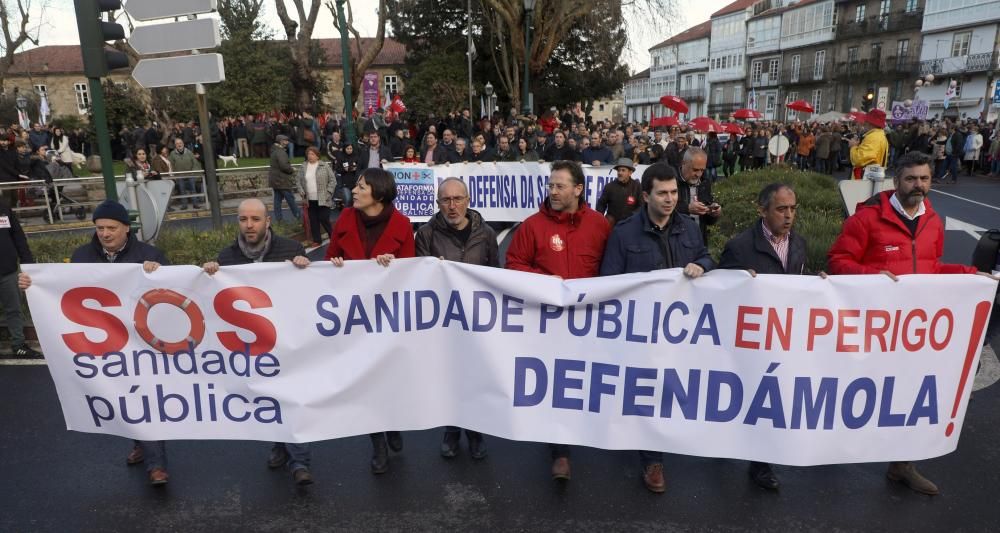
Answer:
[
  {"left": 836, "top": 10, "right": 924, "bottom": 38},
  {"left": 783, "top": 63, "right": 833, "bottom": 86},
  {"left": 678, "top": 87, "right": 707, "bottom": 102},
  {"left": 750, "top": 72, "right": 782, "bottom": 88},
  {"left": 920, "top": 52, "right": 997, "bottom": 76},
  {"left": 834, "top": 56, "right": 919, "bottom": 79},
  {"left": 708, "top": 103, "right": 741, "bottom": 118}
]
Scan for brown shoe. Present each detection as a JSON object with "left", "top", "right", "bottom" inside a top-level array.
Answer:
[
  {"left": 126, "top": 444, "right": 144, "bottom": 465},
  {"left": 643, "top": 463, "right": 666, "bottom": 493},
  {"left": 293, "top": 468, "right": 314, "bottom": 486},
  {"left": 551, "top": 457, "right": 571, "bottom": 480},
  {"left": 149, "top": 467, "right": 169, "bottom": 486},
  {"left": 887, "top": 461, "right": 939, "bottom": 495}
]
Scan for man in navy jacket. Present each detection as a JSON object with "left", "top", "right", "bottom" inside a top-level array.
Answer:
[{"left": 599, "top": 162, "right": 714, "bottom": 493}]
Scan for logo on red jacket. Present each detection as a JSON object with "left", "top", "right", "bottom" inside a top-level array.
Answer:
[
  {"left": 550, "top": 234, "right": 565, "bottom": 252},
  {"left": 884, "top": 245, "right": 900, "bottom": 253},
  {"left": 626, "top": 196, "right": 636, "bottom": 206}
]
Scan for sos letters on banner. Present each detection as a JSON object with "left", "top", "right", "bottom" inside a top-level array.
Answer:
[{"left": 23, "top": 260, "right": 997, "bottom": 466}]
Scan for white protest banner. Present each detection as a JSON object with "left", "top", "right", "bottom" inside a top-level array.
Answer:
[
  {"left": 387, "top": 162, "right": 649, "bottom": 223},
  {"left": 23, "top": 261, "right": 997, "bottom": 466}
]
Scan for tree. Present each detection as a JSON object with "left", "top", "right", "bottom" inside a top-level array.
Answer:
[
  {"left": 211, "top": 0, "right": 297, "bottom": 114},
  {"left": 326, "top": 0, "right": 388, "bottom": 113},
  {"left": 0, "top": 0, "right": 42, "bottom": 90},
  {"left": 403, "top": 52, "right": 470, "bottom": 116},
  {"left": 532, "top": 2, "right": 630, "bottom": 110},
  {"left": 274, "top": 0, "right": 323, "bottom": 110},
  {"left": 99, "top": 80, "right": 148, "bottom": 133},
  {"left": 480, "top": 0, "right": 679, "bottom": 112}
]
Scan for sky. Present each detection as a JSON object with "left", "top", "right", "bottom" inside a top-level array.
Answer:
[{"left": 33, "top": 0, "right": 730, "bottom": 73}]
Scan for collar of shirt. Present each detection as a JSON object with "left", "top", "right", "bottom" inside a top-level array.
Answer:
[
  {"left": 889, "top": 193, "right": 925, "bottom": 221},
  {"left": 760, "top": 221, "right": 788, "bottom": 245}
]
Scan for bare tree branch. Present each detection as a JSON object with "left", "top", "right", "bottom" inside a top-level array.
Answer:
[{"left": 325, "top": 0, "right": 387, "bottom": 114}]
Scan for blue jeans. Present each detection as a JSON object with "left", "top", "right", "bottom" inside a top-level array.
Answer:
[
  {"left": 272, "top": 189, "right": 300, "bottom": 221},
  {"left": 134, "top": 439, "right": 167, "bottom": 471},
  {"left": 178, "top": 177, "right": 202, "bottom": 206},
  {"left": 935, "top": 159, "right": 948, "bottom": 180},
  {"left": 991, "top": 158, "right": 1000, "bottom": 175},
  {"left": 272, "top": 442, "right": 311, "bottom": 471},
  {"left": 947, "top": 155, "right": 961, "bottom": 182}
]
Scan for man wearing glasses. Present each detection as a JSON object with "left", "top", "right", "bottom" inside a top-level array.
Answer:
[
  {"left": 505, "top": 160, "right": 611, "bottom": 482},
  {"left": 416, "top": 177, "right": 499, "bottom": 460}
]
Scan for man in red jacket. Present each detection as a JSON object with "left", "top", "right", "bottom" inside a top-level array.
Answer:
[
  {"left": 828, "top": 150, "right": 981, "bottom": 495},
  {"left": 505, "top": 160, "right": 610, "bottom": 481}
]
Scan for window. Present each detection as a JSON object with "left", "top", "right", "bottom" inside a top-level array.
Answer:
[
  {"left": 878, "top": 0, "right": 890, "bottom": 29},
  {"left": 952, "top": 80, "right": 963, "bottom": 97},
  {"left": 892, "top": 80, "right": 903, "bottom": 102},
  {"left": 847, "top": 46, "right": 859, "bottom": 63},
  {"left": 33, "top": 84, "right": 47, "bottom": 95},
  {"left": 786, "top": 91, "right": 798, "bottom": 119},
  {"left": 733, "top": 86, "right": 742, "bottom": 105},
  {"left": 715, "top": 87, "right": 724, "bottom": 104},
  {"left": 384, "top": 75, "right": 398, "bottom": 98},
  {"left": 855, "top": 4, "right": 865, "bottom": 23},
  {"left": 897, "top": 39, "right": 909, "bottom": 59},
  {"left": 791, "top": 54, "right": 800, "bottom": 82},
  {"left": 871, "top": 43, "right": 882, "bottom": 64},
  {"left": 813, "top": 50, "right": 826, "bottom": 80},
  {"left": 812, "top": 89, "right": 822, "bottom": 113},
  {"left": 751, "top": 60, "right": 763, "bottom": 84},
  {"left": 951, "top": 32, "right": 971, "bottom": 57},
  {"left": 599, "top": 104, "right": 605, "bottom": 112},
  {"left": 905, "top": 0, "right": 917, "bottom": 12},
  {"left": 74, "top": 82, "right": 90, "bottom": 114},
  {"left": 768, "top": 58, "right": 779, "bottom": 81},
  {"left": 765, "top": 93, "right": 776, "bottom": 118},
  {"left": 697, "top": 73, "right": 705, "bottom": 89}
]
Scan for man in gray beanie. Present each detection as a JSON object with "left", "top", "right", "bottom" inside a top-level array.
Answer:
[{"left": 19, "top": 199, "right": 172, "bottom": 486}]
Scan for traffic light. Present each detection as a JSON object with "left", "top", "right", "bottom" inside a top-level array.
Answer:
[
  {"left": 862, "top": 90, "right": 875, "bottom": 112},
  {"left": 75, "top": 0, "right": 130, "bottom": 78}
]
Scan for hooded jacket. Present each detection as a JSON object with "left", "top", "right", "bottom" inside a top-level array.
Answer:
[
  {"left": 827, "top": 190, "right": 976, "bottom": 275},
  {"left": 415, "top": 209, "right": 499, "bottom": 267},
  {"left": 505, "top": 199, "right": 610, "bottom": 279}
]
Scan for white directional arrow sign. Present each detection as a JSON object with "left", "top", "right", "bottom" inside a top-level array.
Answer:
[
  {"left": 129, "top": 19, "right": 221, "bottom": 56},
  {"left": 133, "top": 54, "right": 225, "bottom": 88},
  {"left": 945, "top": 216, "right": 988, "bottom": 240},
  {"left": 125, "top": 0, "right": 217, "bottom": 22}
]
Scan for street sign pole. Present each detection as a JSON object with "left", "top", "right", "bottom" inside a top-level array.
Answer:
[
  {"left": 196, "top": 81, "right": 222, "bottom": 229},
  {"left": 88, "top": 78, "right": 117, "bottom": 200}
]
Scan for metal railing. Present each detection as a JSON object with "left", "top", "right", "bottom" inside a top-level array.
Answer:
[
  {"left": 834, "top": 56, "right": 919, "bottom": 79},
  {"left": 783, "top": 63, "right": 833, "bottom": 85},
  {"left": 3, "top": 164, "right": 282, "bottom": 228},
  {"left": 920, "top": 52, "right": 996, "bottom": 76},
  {"left": 677, "top": 87, "right": 707, "bottom": 101},
  {"left": 837, "top": 10, "right": 924, "bottom": 38}
]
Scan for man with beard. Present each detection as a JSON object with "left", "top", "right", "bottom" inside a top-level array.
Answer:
[
  {"left": 202, "top": 199, "right": 314, "bottom": 485},
  {"left": 828, "top": 150, "right": 987, "bottom": 496}
]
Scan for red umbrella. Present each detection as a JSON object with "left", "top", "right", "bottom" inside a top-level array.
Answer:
[
  {"left": 786, "top": 99, "right": 815, "bottom": 113},
  {"left": 688, "top": 116, "right": 723, "bottom": 133},
  {"left": 846, "top": 111, "right": 867, "bottom": 122},
  {"left": 650, "top": 115, "right": 680, "bottom": 128},
  {"left": 722, "top": 122, "right": 745, "bottom": 135},
  {"left": 659, "top": 95, "right": 689, "bottom": 115},
  {"left": 732, "top": 108, "right": 762, "bottom": 120}
]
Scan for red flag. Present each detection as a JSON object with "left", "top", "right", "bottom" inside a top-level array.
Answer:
[{"left": 390, "top": 95, "right": 407, "bottom": 114}]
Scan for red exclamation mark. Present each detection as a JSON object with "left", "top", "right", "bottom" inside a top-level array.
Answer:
[{"left": 945, "top": 301, "right": 993, "bottom": 437}]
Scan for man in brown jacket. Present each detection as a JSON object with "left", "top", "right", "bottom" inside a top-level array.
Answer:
[{"left": 415, "top": 177, "right": 499, "bottom": 460}]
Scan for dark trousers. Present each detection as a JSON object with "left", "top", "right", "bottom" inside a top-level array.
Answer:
[
  {"left": 722, "top": 158, "right": 736, "bottom": 177},
  {"left": 134, "top": 439, "right": 167, "bottom": 471},
  {"left": 306, "top": 200, "right": 331, "bottom": 242},
  {"left": 639, "top": 450, "right": 661, "bottom": 468},
  {"left": 550, "top": 443, "right": 570, "bottom": 459},
  {"left": 271, "top": 442, "right": 311, "bottom": 471}
]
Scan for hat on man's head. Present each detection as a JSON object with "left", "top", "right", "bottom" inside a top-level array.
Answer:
[
  {"left": 276, "top": 134, "right": 290, "bottom": 143},
  {"left": 866, "top": 109, "right": 887, "bottom": 129},
  {"left": 92, "top": 200, "right": 130, "bottom": 226},
  {"left": 613, "top": 158, "right": 635, "bottom": 172}
]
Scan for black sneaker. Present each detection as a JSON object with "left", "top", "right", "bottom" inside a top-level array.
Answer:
[{"left": 12, "top": 345, "right": 42, "bottom": 359}]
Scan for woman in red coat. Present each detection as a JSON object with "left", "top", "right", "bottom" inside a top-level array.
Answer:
[{"left": 325, "top": 167, "right": 414, "bottom": 474}]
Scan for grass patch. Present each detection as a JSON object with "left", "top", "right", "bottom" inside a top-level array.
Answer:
[{"left": 708, "top": 166, "right": 845, "bottom": 273}]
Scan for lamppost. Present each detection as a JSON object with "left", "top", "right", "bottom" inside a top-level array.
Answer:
[
  {"left": 484, "top": 81, "right": 494, "bottom": 117},
  {"left": 336, "top": 0, "right": 357, "bottom": 145},
  {"left": 15, "top": 91, "right": 27, "bottom": 128},
  {"left": 521, "top": 0, "right": 537, "bottom": 116}
]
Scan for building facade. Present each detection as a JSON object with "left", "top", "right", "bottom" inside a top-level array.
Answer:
[
  {"left": 708, "top": 0, "right": 757, "bottom": 120},
  {"left": 917, "top": 0, "right": 1000, "bottom": 121},
  {"left": 626, "top": 21, "right": 712, "bottom": 121},
  {"left": 3, "top": 39, "right": 407, "bottom": 123}
]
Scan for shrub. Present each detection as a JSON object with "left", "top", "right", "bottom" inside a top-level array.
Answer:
[
  {"left": 708, "top": 168, "right": 844, "bottom": 273},
  {"left": 26, "top": 221, "right": 303, "bottom": 266}
]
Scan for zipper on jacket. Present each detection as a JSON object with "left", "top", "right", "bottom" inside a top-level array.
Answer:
[{"left": 912, "top": 239, "right": 917, "bottom": 273}]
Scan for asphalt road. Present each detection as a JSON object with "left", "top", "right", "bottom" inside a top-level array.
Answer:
[{"left": 3, "top": 171, "right": 999, "bottom": 532}]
